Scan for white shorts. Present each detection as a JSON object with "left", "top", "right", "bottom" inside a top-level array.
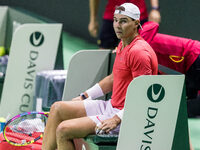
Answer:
[{"left": 83, "top": 99, "right": 121, "bottom": 134}]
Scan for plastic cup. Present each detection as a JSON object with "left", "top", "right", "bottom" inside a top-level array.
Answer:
[{"left": 0, "top": 117, "right": 6, "bottom": 132}]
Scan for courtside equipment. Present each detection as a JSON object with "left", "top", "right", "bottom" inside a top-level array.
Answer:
[
  {"left": 0, "top": 117, "right": 6, "bottom": 132},
  {"left": 3, "top": 111, "right": 49, "bottom": 146},
  {"left": 0, "top": 46, "right": 6, "bottom": 56}
]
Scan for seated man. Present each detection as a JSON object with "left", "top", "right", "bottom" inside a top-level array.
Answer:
[{"left": 42, "top": 3, "right": 158, "bottom": 150}]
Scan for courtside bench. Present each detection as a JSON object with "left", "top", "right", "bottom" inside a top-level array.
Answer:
[
  {"left": 0, "top": 6, "right": 64, "bottom": 118},
  {"left": 0, "top": 6, "right": 63, "bottom": 69},
  {"left": 62, "top": 50, "right": 190, "bottom": 150},
  {"left": 0, "top": 6, "right": 64, "bottom": 102}
]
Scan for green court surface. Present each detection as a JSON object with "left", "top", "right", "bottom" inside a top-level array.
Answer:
[
  {"left": 188, "top": 118, "right": 200, "bottom": 150},
  {"left": 62, "top": 32, "right": 98, "bottom": 69}
]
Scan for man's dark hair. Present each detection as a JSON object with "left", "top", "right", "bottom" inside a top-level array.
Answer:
[{"left": 115, "top": 6, "right": 125, "bottom": 11}]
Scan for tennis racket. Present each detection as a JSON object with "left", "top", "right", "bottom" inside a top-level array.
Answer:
[{"left": 3, "top": 111, "right": 49, "bottom": 146}]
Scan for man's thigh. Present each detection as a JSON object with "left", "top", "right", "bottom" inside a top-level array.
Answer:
[
  {"left": 52, "top": 100, "right": 87, "bottom": 120},
  {"left": 58, "top": 117, "right": 97, "bottom": 138},
  {"left": 84, "top": 100, "right": 109, "bottom": 116}
]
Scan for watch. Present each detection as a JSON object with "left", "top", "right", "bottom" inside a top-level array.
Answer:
[
  {"left": 152, "top": 6, "right": 160, "bottom": 11},
  {"left": 80, "top": 93, "right": 87, "bottom": 100}
]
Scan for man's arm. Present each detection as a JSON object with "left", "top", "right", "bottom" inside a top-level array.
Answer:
[
  {"left": 72, "top": 73, "right": 113, "bottom": 101},
  {"left": 149, "top": 0, "right": 161, "bottom": 23},
  {"left": 85, "top": 73, "right": 113, "bottom": 98},
  {"left": 98, "top": 73, "right": 113, "bottom": 95},
  {"left": 88, "top": 0, "right": 100, "bottom": 37}
]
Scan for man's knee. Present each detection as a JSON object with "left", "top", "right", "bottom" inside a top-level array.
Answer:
[
  {"left": 50, "top": 101, "right": 62, "bottom": 112},
  {"left": 50, "top": 100, "right": 86, "bottom": 121},
  {"left": 50, "top": 101, "right": 70, "bottom": 112},
  {"left": 56, "top": 121, "right": 75, "bottom": 140}
]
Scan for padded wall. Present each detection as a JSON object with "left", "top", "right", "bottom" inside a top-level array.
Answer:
[{"left": 0, "top": 0, "right": 199, "bottom": 43}]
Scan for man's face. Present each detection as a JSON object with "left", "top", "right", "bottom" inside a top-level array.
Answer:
[{"left": 113, "top": 14, "right": 138, "bottom": 39}]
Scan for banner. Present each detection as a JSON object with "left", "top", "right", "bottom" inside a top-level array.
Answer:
[
  {"left": 0, "top": 6, "right": 8, "bottom": 46},
  {"left": 117, "top": 75, "right": 189, "bottom": 150},
  {"left": 0, "top": 24, "right": 62, "bottom": 117}
]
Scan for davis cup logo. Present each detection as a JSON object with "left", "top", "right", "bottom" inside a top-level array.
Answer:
[
  {"left": 140, "top": 84, "right": 166, "bottom": 149},
  {"left": 30, "top": 31, "right": 44, "bottom": 47},
  {"left": 147, "top": 84, "right": 165, "bottom": 103},
  {"left": 19, "top": 31, "right": 44, "bottom": 112}
]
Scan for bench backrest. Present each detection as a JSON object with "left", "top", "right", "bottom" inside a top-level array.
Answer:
[{"left": 62, "top": 50, "right": 111, "bottom": 101}]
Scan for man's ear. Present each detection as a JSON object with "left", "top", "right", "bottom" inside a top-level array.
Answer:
[{"left": 135, "top": 20, "right": 140, "bottom": 25}]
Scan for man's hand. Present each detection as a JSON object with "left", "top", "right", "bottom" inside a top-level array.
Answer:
[
  {"left": 71, "top": 96, "right": 82, "bottom": 101},
  {"left": 88, "top": 20, "right": 99, "bottom": 38},
  {"left": 148, "top": 9, "right": 161, "bottom": 23},
  {"left": 72, "top": 92, "right": 89, "bottom": 101},
  {"left": 97, "top": 115, "right": 121, "bottom": 134}
]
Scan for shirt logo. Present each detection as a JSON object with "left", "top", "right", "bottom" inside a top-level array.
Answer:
[
  {"left": 147, "top": 84, "right": 165, "bottom": 103},
  {"left": 169, "top": 55, "right": 184, "bottom": 63}
]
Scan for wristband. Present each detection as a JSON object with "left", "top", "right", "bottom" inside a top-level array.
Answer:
[
  {"left": 86, "top": 83, "right": 104, "bottom": 99},
  {"left": 151, "top": 6, "right": 160, "bottom": 11}
]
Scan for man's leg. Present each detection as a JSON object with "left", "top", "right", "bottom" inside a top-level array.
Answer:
[
  {"left": 42, "top": 100, "right": 87, "bottom": 150},
  {"left": 56, "top": 117, "right": 96, "bottom": 150}
]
